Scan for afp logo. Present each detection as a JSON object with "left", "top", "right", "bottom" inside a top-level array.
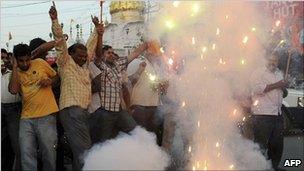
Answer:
[{"left": 284, "top": 159, "right": 302, "bottom": 167}]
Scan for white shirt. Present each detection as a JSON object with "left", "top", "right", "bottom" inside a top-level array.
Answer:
[
  {"left": 127, "top": 58, "right": 165, "bottom": 107},
  {"left": 250, "top": 67, "right": 283, "bottom": 115},
  {"left": 1, "top": 71, "right": 21, "bottom": 104}
]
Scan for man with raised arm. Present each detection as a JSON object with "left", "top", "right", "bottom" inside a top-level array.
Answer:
[
  {"left": 88, "top": 6, "right": 151, "bottom": 142},
  {"left": 49, "top": 2, "right": 100, "bottom": 170}
]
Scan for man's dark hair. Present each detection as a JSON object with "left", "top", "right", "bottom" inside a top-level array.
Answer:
[
  {"left": 102, "top": 45, "right": 112, "bottom": 52},
  {"left": 13, "top": 44, "right": 31, "bottom": 59},
  {"left": 1, "top": 48, "right": 8, "bottom": 54},
  {"left": 68, "top": 43, "right": 87, "bottom": 55},
  {"left": 29, "top": 38, "right": 47, "bottom": 53},
  {"left": 7, "top": 52, "right": 13, "bottom": 58}
]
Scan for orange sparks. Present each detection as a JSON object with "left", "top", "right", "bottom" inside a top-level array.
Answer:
[
  {"left": 233, "top": 109, "right": 237, "bottom": 116},
  {"left": 253, "top": 100, "right": 259, "bottom": 106},
  {"left": 242, "top": 36, "right": 248, "bottom": 44},
  {"left": 188, "top": 146, "right": 192, "bottom": 153},
  {"left": 192, "top": 36, "right": 196, "bottom": 45},
  {"left": 216, "top": 142, "right": 220, "bottom": 148},
  {"left": 229, "top": 164, "right": 234, "bottom": 170},
  {"left": 275, "top": 20, "right": 281, "bottom": 27},
  {"left": 168, "top": 58, "right": 174, "bottom": 65},
  {"left": 212, "top": 43, "right": 216, "bottom": 50},
  {"left": 182, "top": 101, "right": 186, "bottom": 107}
]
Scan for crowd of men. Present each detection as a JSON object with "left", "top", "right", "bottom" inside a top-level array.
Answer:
[{"left": 1, "top": 2, "right": 298, "bottom": 171}]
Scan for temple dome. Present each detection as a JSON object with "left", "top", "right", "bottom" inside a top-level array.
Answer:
[{"left": 110, "top": 1, "right": 144, "bottom": 14}]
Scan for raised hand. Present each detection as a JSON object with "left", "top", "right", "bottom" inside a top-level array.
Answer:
[
  {"left": 55, "top": 38, "right": 64, "bottom": 46},
  {"left": 96, "top": 21, "right": 105, "bottom": 35},
  {"left": 38, "top": 78, "right": 52, "bottom": 87},
  {"left": 91, "top": 15, "right": 99, "bottom": 27},
  {"left": 277, "top": 79, "right": 289, "bottom": 89},
  {"left": 49, "top": 1, "right": 57, "bottom": 20},
  {"left": 138, "top": 62, "right": 146, "bottom": 73},
  {"left": 11, "top": 55, "right": 18, "bottom": 69}
]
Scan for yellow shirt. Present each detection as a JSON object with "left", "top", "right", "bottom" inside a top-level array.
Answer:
[
  {"left": 52, "top": 19, "right": 97, "bottom": 110},
  {"left": 18, "top": 58, "right": 59, "bottom": 119}
]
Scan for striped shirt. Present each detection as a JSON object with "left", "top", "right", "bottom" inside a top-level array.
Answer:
[
  {"left": 88, "top": 57, "right": 128, "bottom": 112},
  {"left": 52, "top": 19, "right": 97, "bottom": 110}
]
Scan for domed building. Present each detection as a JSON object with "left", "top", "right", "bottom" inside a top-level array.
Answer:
[{"left": 102, "top": 1, "right": 146, "bottom": 56}]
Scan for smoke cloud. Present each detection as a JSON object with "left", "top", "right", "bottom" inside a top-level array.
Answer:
[
  {"left": 83, "top": 127, "right": 170, "bottom": 170},
  {"left": 148, "top": 1, "right": 274, "bottom": 170}
]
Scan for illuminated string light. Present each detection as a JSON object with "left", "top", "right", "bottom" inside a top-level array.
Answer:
[
  {"left": 251, "top": 27, "right": 256, "bottom": 32},
  {"left": 225, "top": 15, "right": 229, "bottom": 19}
]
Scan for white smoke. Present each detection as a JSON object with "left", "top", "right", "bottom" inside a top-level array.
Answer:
[
  {"left": 147, "top": 1, "right": 274, "bottom": 170},
  {"left": 83, "top": 127, "right": 170, "bottom": 170}
]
